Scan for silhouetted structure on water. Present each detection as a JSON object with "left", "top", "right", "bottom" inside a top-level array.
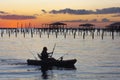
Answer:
[{"left": 0, "top": 22, "right": 120, "bottom": 39}]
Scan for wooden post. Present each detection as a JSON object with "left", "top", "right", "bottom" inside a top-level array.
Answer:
[
  {"left": 8, "top": 30, "right": 10, "bottom": 38},
  {"left": 1, "top": 30, "right": 4, "bottom": 37},
  {"left": 83, "top": 32, "right": 85, "bottom": 39},
  {"left": 55, "top": 32, "right": 58, "bottom": 38},
  {"left": 64, "top": 32, "right": 66, "bottom": 38},
  {"left": 39, "top": 31, "right": 42, "bottom": 38},
  {"left": 47, "top": 32, "right": 50, "bottom": 38},
  {"left": 15, "top": 31, "right": 17, "bottom": 37},
  {"left": 92, "top": 32, "right": 94, "bottom": 39},
  {"left": 101, "top": 30, "right": 104, "bottom": 40},
  {"left": 31, "top": 29, "right": 33, "bottom": 38},
  {"left": 23, "top": 31, "right": 25, "bottom": 38},
  {"left": 74, "top": 31, "right": 76, "bottom": 39},
  {"left": 112, "top": 30, "right": 114, "bottom": 40}
]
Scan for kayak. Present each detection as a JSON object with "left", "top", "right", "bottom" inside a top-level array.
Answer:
[{"left": 27, "top": 58, "right": 77, "bottom": 68}]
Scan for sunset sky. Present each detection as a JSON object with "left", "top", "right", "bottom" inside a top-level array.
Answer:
[{"left": 0, "top": 0, "right": 120, "bottom": 28}]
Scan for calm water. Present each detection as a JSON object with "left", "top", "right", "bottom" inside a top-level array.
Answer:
[{"left": 0, "top": 32, "right": 120, "bottom": 80}]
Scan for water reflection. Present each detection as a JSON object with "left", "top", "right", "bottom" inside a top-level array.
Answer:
[
  {"left": 40, "top": 64, "right": 76, "bottom": 79},
  {"left": 41, "top": 64, "right": 49, "bottom": 79}
]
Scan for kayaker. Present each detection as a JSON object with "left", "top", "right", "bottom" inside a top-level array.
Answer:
[{"left": 38, "top": 47, "right": 53, "bottom": 60}]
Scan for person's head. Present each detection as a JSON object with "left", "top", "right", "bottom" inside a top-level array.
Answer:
[{"left": 43, "top": 47, "right": 47, "bottom": 51}]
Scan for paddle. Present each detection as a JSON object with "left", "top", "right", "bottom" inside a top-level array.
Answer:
[{"left": 50, "top": 43, "right": 56, "bottom": 57}]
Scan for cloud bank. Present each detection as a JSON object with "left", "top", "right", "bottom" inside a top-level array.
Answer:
[
  {"left": 0, "top": 10, "right": 37, "bottom": 20},
  {"left": 101, "top": 18, "right": 110, "bottom": 22},
  {"left": 49, "top": 8, "right": 94, "bottom": 15},
  {"left": 41, "top": 9, "right": 47, "bottom": 13},
  {"left": 60, "top": 18, "right": 110, "bottom": 23},
  {"left": 49, "top": 7, "right": 120, "bottom": 15},
  {"left": 112, "top": 14, "right": 120, "bottom": 17},
  {"left": 0, "top": 11, "right": 8, "bottom": 14},
  {"left": 0, "top": 14, "right": 36, "bottom": 20}
]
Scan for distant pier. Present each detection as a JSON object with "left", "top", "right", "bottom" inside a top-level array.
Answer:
[{"left": 0, "top": 27, "right": 120, "bottom": 40}]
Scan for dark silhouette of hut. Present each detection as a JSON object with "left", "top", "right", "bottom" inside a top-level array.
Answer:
[
  {"left": 79, "top": 23, "right": 94, "bottom": 29},
  {"left": 79, "top": 23, "right": 95, "bottom": 31},
  {"left": 49, "top": 22, "right": 67, "bottom": 29},
  {"left": 42, "top": 24, "right": 49, "bottom": 28},
  {"left": 106, "top": 22, "right": 120, "bottom": 30}
]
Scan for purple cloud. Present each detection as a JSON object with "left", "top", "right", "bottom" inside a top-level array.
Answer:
[
  {"left": 101, "top": 18, "right": 110, "bottom": 22},
  {"left": 58, "top": 18, "right": 111, "bottom": 23},
  {"left": 60, "top": 19, "right": 94, "bottom": 22},
  {"left": 0, "top": 11, "right": 8, "bottom": 14},
  {"left": 49, "top": 7, "right": 120, "bottom": 15},
  {"left": 0, "top": 14, "right": 36, "bottom": 20},
  {"left": 96, "top": 7, "right": 120, "bottom": 14},
  {"left": 41, "top": 9, "right": 47, "bottom": 13},
  {"left": 112, "top": 14, "right": 120, "bottom": 17},
  {"left": 90, "top": 19, "right": 97, "bottom": 22},
  {"left": 49, "top": 8, "right": 94, "bottom": 15}
]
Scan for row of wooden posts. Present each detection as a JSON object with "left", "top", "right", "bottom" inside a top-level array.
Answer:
[{"left": 0, "top": 28, "right": 120, "bottom": 40}]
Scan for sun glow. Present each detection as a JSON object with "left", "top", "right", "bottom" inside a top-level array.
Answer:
[{"left": 0, "top": 0, "right": 120, "bottom": 28}]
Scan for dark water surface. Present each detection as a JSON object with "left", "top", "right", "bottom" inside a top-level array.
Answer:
[{"left": 0, "top": 33, "right": 120, "bottom": 80}]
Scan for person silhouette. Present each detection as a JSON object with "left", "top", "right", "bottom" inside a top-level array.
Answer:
[{"left": 38, "top": 47, "right": 53, "bottom": 60}]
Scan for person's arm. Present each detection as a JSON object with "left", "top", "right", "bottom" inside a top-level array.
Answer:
[
  {"left": 48, "top": 52, "right": 53, "bottom": 54},
  {"left": 48, "top": 52, "right": 53, "bottom": 57}
]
